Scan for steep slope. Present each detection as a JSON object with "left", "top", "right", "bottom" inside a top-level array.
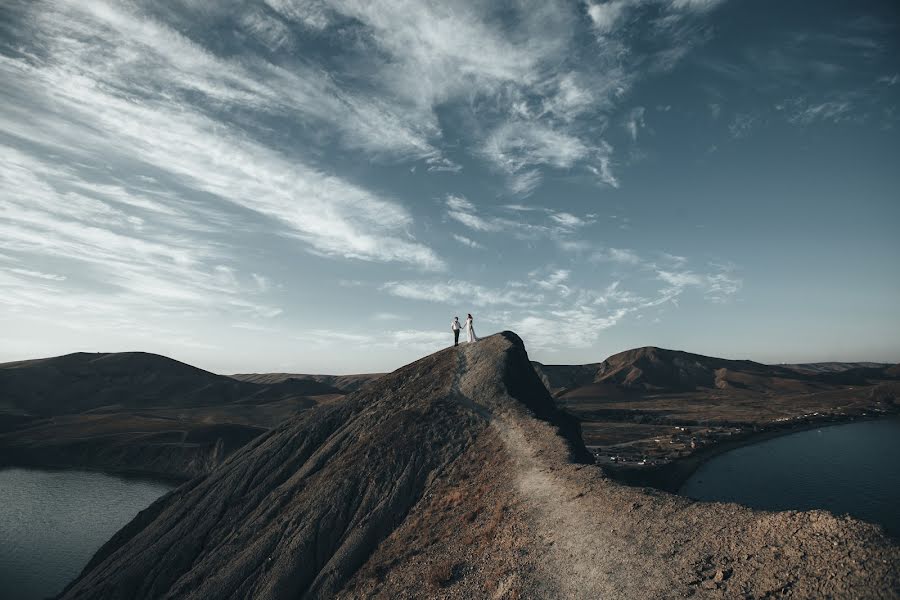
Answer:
[{"left": 61, "top": 334, "right": 899, "bottom": 600}]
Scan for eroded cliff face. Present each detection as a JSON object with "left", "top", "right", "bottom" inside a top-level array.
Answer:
[{"left": 61, "top": 333, "right": 899, "bottom": 600}]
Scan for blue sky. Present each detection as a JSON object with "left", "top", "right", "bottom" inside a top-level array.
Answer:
[{"left": 1, "top": 0, "right": 898, "bottom": 374}]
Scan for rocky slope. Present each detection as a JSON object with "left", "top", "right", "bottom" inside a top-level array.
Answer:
[{"left": 60, "top": 333, "right": 898, "bottom": 599}]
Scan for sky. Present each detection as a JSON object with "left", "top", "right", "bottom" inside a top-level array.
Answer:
[{"left": 1, "top": 0, "right": 898, "bottom": 374}]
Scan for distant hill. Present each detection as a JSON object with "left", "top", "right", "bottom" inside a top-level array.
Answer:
[
  {"left": 0, "top": 352, "right": 349, "bottom": 478},
  {"left": 780, "top": 361, "right": 891, "bottom": 374},
  {"left": 530, "top": 361, "right": 600, "bottom": 395},
  {"left": 591, "top": 346, "right": 816, "bottom": 392},
  {"left": 0, "top": 352, "right": 339, "bottom": 417},
  {"left": 533, "top": 347, "right": 898, "bottom": 396},
  {"left": 231, "top": 371, "right": 383, "bottom": 393}
]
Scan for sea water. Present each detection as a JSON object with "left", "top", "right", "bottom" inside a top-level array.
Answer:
[
  {"left": 0, "top": 468, "right": 174, "bottom": 599},
  {"left": 679, "top": 418, "right": 900, "bottom": 537}
]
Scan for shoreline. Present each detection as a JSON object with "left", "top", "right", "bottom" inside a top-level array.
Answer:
[
  {"left": 0, "top": 459, "right": 191, "bottom": 487},
  {"left": 603, "top": 412, "right": 898, "bottom": 493}
]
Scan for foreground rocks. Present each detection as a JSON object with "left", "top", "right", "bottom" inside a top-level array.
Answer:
[{"left": 60, "top": 333, "right": 899, "bottom": 599}]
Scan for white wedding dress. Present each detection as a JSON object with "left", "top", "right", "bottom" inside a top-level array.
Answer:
[{"left": 465, "top": 317, "right": 478, "bottom": 343}]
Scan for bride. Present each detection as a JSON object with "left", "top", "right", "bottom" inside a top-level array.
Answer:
[{"left": 464, "top": 313, "right": 478, "bottom": 343}]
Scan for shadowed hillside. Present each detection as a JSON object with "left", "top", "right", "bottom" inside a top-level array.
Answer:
[
  {"left": 60, "top": 333, "right": 898, "bottom": 599},
  {"left": 0, "top": 352, "right": 339, "bottom": 417},
  {"left": 0, "top": 353, "right": 344, "bottom": 478},
  {"left": 528, "top": 348, "right": 900, "bottom": 489},
  {"left": 231, "top": 371, "right": 383, "bottom": 393}
]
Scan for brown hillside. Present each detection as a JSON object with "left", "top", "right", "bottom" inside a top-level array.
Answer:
[
  {"left": 0, "top": 353, "right": 341, "bottom": 478},
  {"left": 0, "top": 352, "right": 338, "bottom": 416},
  {"left": 231, "top": 371, "right": 383, "bottom": 393},
  {"left": 592, "top": 346, "right": 815, "bottom": 392},
  {"left": 60, "top": 333, "right": 898, "bottom": 600}
]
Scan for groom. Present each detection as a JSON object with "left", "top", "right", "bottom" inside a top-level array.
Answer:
[{"left": 451, "top": 316, "right": 461, "bottom": 346}]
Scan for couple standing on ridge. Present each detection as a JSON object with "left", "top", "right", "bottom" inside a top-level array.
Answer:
[{"left": 451, "top": 314, "right": 478, "bottom": 346}]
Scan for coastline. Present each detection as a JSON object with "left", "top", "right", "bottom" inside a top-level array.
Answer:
[
  {"left": 604, "top": 412, "right": 898, "bottom": 493},
  {"left": 0, "top": 457, "right": 192, "bottom": 487}
]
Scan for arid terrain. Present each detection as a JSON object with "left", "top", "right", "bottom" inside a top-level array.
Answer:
[
  {"left": 533, "top": 348, "right": 900, "bottom": 489},
  {"left": 0, "top": 353, "right": 378, "bottom": 478},
  {"left": 50, "top": 334, "right": 899, "bottom": 599}
]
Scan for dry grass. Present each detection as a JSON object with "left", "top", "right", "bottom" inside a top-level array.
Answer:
[{"left": 426, "top": 560, "right": 459, "bottom": 589}]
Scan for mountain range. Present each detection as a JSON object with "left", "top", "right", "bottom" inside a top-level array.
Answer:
[{"left": 2, "top": 345, "right": 897, "bottom": 482}]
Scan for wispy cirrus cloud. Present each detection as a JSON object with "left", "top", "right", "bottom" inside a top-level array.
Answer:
[
  {"left": 592, "top": 247, "right": 644, "bottom": 265},
  {"left": 303, "top": 328, "right": 449, "bottom": 354},
  {"left": 445, "top": 195, "right": 597, "bottom": 247},
  {"left": 624, "top": 106, "right": 647, "bottom": 141},
  {"left": 384, "top": 251, "right": 742, "bottom": 353},
  {"left": 451, "top": 234, "right": 484, "bottom": 249},
  {"left": 1, "top": 0, "right": 446, "bottom": 309},
  {"left": 381, "top": 280, "right": 540, "bottom": 308},
  {"left": 446, "top": 196, "right": 502, "bottom": 232},
  {"left": 482, "top": 121, "right": 618, "bottom": 194},
  {"left": 657, "top": 265, "right": 742, "bottom": 303},
  {"left": 776, "top": 98, "right": 855, "bottom": 125}
]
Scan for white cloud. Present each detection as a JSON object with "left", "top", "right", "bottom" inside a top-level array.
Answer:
[
  {"left": 624, "top": 106, "right": 646, "bottom": 141},
  {"left": 728, "top": 112, "right": 759, "bottom": 138},
  {"left": 382, "top": 255, "right": 742, "bottom": 354},
  {"left": 452, "top": 234, "right": 484, "bottom": 249},
  {"left": 511, "top": 306, "right": 629, "bottom": 350},
  {"left": 508, "top": 170, "right": 544, "bottom": 197},
  {"left": 706, "top": 272, "right": 742, "bottom": 302},
  {"left": 373, "top": 312, "right": 406, "bottom": 321},
  {"left": 657, "top": 270, "right": 705, "bottom": 287},
  {"left": 549, "top": 212, "right": 587, "bottom": 228},
  {"left": 303, "top": 327, "right": 448, "bottom": 354},
  {"left": 446, "top": 195, "right": 501, "bottom": 232},
  {"left": 484, "top": 122, "right": 592, "bottom": 172},
  {"left": 251, "top": 274, "right": 271, "bottom": 292},
  {"left": 446, "top": 197, "right": 596, "bottom": 243},
  {"left": 670, "top": 0, "right": 724, "bottom": 10},
  {"left": 593, "top": 247, "right": 644, "bottom": 265},
  {"left": 0, "top": 13, "right": 444, "bottom": 270},
  {"left": 777, "top": 98, "right": 854, "bottom": 125},
  {"left": 381, "top": 280, "right": 539, "bottom": 307},
  {"left": 657, "top": 267, "right": 741, "bottom": 302},
  {"left": 264, "top": 0, "right": 331, "bottom": 31},
  {"left": 478, "top": 123, "right": 619, "bottom": 191},
  {"left": 8, "top": 268, "right": 67, "bottom": 281}
]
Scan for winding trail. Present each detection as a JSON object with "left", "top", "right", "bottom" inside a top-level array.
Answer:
[{"left": 453, "top": 340, "right": 668, "bottom": 599}]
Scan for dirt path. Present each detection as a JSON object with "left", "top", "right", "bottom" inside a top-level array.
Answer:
[
  {"left": 453, "top": 341, "right": 669, "bottom": 599},
  {"left": 497, "top": 419, "right": 666, "bottom": 599}
]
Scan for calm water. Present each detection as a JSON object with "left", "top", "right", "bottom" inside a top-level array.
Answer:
[
  {"left": 0, "top": 468, "right": 175, "bottom": 600},
  {"left": 680, "top": 418, "right": 900, "bottom": 537}
]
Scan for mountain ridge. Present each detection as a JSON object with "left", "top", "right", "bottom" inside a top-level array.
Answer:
[{"left": 59, "top": 333, "right": 899, "bottom": 599}]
